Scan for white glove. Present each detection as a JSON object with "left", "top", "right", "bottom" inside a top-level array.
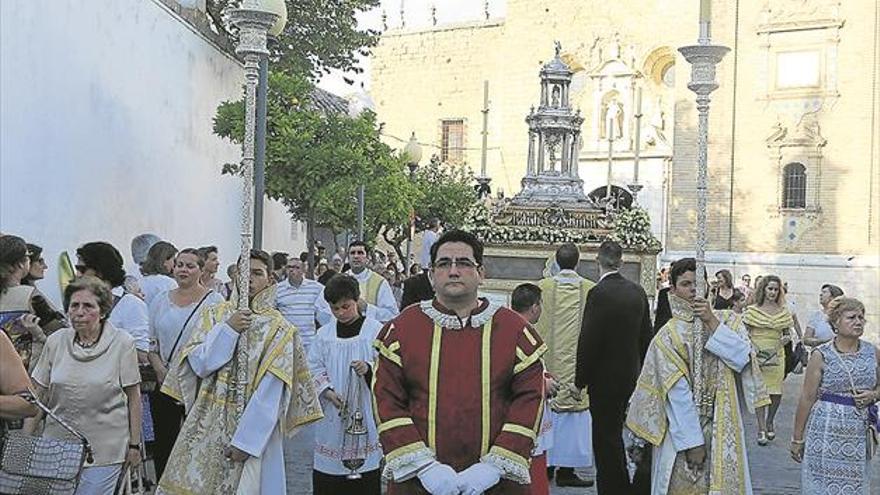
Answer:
[
  {"left": 417, "top": 462, "right": 460, "bottom": 495},
  {"left": 457, "top": 462, "right": 502, "bottom": 495}
]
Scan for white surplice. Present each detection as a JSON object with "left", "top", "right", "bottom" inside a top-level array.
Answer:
[{"left": 307, "top": 317, "right": 384, "bottom": 476}]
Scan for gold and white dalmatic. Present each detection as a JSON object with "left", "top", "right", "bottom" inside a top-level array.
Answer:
[
  {"left": 626, "top": 295, "right": 769, "bottom": 495},
  {"left": 156, "top": 285, "right": 322, "bottom": 495}
]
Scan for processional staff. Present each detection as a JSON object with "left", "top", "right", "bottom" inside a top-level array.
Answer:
[
  {"left": 679, "top": 0, "right": 729, "bottom": 413},
  {"left": 226, "top": 0, "right": 281, "bottom": 422}
]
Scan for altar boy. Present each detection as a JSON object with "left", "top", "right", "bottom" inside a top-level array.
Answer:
[{"left": 307, "top": 274, "right": 383, "bottom": 494}]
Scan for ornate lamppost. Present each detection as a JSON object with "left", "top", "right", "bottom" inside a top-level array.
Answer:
[
  {"left": 253, "top": 0, "right": 288, "bottom": 250},
  {"left": 678, "top": 0, "right": 729, "bottom": 413},
  {"left": 226, "top": 0, "right": 280, "bottom": 420},
  {"left": 403, "top": 132, "right": 423, "bottom": 274}
]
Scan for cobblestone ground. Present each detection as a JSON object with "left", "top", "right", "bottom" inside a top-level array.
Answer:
[{"left": 284, "top": 374, "right": 880, "bottom": 494}]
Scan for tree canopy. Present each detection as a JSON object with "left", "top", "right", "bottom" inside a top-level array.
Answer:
[
  {"left": 206, "top": 0, "right": 380, "bottom": 80},
  {"left": 213, "top": 71, "right": 418, "bottom": 246}
]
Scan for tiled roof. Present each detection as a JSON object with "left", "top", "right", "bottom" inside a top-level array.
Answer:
[{"left": 308, "top": 87, "right": 348, "bottom": 115}]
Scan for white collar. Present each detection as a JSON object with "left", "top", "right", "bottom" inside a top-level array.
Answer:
[
  {"left": 599, "top": 270, "right": 619, "bottom": 282},
  {"left": 419, "top": 298, "right": 501, "bottom": 330}
]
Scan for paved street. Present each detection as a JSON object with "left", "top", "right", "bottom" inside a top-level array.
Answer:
[{"left": 284, "top": 373, "right": 880, "bottom": 494}]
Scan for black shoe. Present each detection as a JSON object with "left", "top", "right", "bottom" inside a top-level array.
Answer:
[
  {"left": 555, "top": 468, "right": 595, "bottom": 487},
  {"left": 547, "top": 466, "right": 555, "bottom": 482}
]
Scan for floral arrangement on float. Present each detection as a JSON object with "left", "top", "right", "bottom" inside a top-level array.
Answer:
[{"left": 465, "top": 199, "right": 661, "bottom": 252}]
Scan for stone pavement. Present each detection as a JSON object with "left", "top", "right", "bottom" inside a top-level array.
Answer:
[{"left": 284, "top": 373, "right": 880, "bottom": 494}]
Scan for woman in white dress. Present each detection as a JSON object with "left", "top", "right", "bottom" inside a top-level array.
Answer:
[{"left": 147, "top": 248, "right": 223, "bottom": 478}]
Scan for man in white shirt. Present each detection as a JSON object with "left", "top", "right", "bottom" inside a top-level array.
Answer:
[
  {"left": 275, "top": 257, "right": 332, "bottom": 351},
  {"left": 345, "top": 241, "right": 399, "bottom": 323},
  {"left": 419, "top": 218, "right": 441, "bottom": 272}
]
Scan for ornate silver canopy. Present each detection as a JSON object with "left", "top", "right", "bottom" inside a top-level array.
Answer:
[{"left": 513, "top": 42, "right": 589, "bottom": 205}]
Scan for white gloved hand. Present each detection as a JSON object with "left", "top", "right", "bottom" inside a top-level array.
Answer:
[
  {"left": 457, "top": 462, "right": 502, "bottom": 495},
  {"left": 417, "top": 462, "right": 460, "bottom": 495}
]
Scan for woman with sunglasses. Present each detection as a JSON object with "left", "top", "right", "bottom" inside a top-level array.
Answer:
[
  {"left": 22, "top": 243, "right": 67, "bottom": 332},
  {"left": 1, "top": 235, "right": 61, "bottom": 371}
]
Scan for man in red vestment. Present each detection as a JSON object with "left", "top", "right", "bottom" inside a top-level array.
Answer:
[{"left": 373, "top": 230, "right": 546, "bottom": 495}]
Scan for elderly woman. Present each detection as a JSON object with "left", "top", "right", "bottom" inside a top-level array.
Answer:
[
  {"left": 27, "top": 276, "right": 142, "bottom": 494},
  {"left": 138, "top": 241, "right": 178, "bottom": 306},
  {"left": 146, "top": 248, "right": 223, "bottom": 479},
  {"left": 75, "top": 242, "right": 150, "bottom": 356},
  {"left": 791, "top": 297, "right": 878, "bottom": 494},
  {"left": 803, "top": 284, "right": 845, "bottom": 349},
  {"left": 744, "top": 274, "right": 794, "bottom": 445}
]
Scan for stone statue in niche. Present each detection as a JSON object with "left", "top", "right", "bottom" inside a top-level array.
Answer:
[
  {"left": 600, "top": 97, "right": 625, "bottom": 139},
  {"left": 645, "top": 96, "right": 668, "bottom": 147},
  {"left": 551, "top": 85, "right": 561, "bottom": 108}
]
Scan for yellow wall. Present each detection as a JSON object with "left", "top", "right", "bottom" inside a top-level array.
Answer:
[{"left": 370, "top": 0, "right": 880, "bottom": 336}]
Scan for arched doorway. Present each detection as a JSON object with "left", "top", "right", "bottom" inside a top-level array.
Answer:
[{"left": 588, "top": 185, "right": 633, "bottom": 210}]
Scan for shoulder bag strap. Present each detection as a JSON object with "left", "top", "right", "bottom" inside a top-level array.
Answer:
[{"left": 163, "top": 291, "right": 213, "bottom": 365}]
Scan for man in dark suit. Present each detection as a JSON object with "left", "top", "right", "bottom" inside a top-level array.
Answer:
[
  {"left": 400, "top": 271, "right": 434, "bottom": 309},
  {"left": 575, "top": 240, "right": 653, "bottom": 494}
]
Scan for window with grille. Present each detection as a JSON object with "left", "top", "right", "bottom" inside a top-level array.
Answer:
[
  {"left": 782, "top": 162, "right": 806, "bottom": 209},
  {"left": 441, "top": 120, "right": 464, "bottom": 164}
]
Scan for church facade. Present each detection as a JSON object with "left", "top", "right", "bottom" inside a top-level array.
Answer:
[{"left": 368, "top": 0, "right": 879, "bottom": 338}]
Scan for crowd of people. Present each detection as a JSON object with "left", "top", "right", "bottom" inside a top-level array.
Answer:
[{"left": 0, "top": 228, "right": 876, "bottom": 495}]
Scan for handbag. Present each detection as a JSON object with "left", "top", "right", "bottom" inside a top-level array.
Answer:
[
  {"left": 785, "top": 342, "right": 806, "bottom": 376},
  {"left": 0, "top": 393, "right": 93, "bottom": 495}
]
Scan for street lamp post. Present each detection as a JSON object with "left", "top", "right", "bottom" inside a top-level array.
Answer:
[
  {"left": 476, "top": 80, "right": 492, "bottom": 198},
  {"left": 403, "top": 132, "right": 423, "bottom": 275},
  {"left": 679, "top": 0, "right": 729, "bottom": 414},
  {"left": 348, "top": 91, "right": 376, "bottom": 243},
  {"left": 226, "top": 0, "right": 280, "bottom": 426},
  {"left": 252, "top": 0, "right": 287, "bottom": 251}
]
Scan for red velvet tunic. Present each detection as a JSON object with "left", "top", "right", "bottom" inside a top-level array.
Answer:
[{"left": 373, "top": 299, "right": 546, "bottom": 495}]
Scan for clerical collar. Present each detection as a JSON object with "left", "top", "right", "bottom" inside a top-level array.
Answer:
[
  {"left": 420, "top": 297, "right": 501, "bottom": 330},
  {"left": 337, "top": 315, "right": 365, "bottom": 339},
  {"left": 669, "top": 293, "right": 694, "bottom": 323}
]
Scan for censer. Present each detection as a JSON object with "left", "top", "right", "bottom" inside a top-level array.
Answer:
[{"left": 340, "top": 366, "right": 368, "bottom": 479}]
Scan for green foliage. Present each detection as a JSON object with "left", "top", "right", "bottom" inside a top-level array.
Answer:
[
  {"left": 413, "top": 156, "right": 478, "bottom": 230},
  {"left": 380, "top": 156, "right": 479, "bottom": 258},
  {"left": 213, "top": 71, "right": 417, "bottom": 247},
  {"left": 206, "top": 0, "right": 380, "bottom": 80}
]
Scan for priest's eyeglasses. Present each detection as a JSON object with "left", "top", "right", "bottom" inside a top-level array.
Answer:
[{"left": 433, "top": 258, "right": 479, "bottom": 271}]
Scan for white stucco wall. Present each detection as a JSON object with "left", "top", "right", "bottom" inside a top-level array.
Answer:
[{"left": 1, "top": 0, "right": 303, "bottom": 303}]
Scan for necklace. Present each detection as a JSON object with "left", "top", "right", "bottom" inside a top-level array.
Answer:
[
  {"left": 833, "top": 337, "right": 860, "bottom": 354},
  {"left": 74, "top": 327, "right": 103, "bottom": 348}
]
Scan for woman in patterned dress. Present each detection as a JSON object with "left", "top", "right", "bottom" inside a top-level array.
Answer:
[
  {"left": 791, "top": 297, "right": 879, "bottom": 494},
  {"left": 744, "top": 275, "right": 793, "bottom": 445}
]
